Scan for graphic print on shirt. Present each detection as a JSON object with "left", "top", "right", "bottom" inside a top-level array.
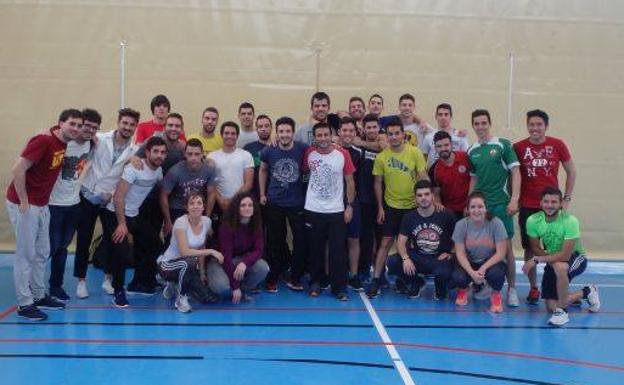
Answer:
[
  {"left": 180, "top": 178, "right": 208, "bottom": 198},
  {"left": 60, "top": 152, "right": 89, "bottom": 180},
  {"left": 411, "top": 223, "right": 443, "bottom": 254},
  {"left": 308, "top": 158, "right": 337, "bottom": 200},
  {"left": 50, "top": 150, "right": 65, "bottom": 170},
  {"left": 521, "top": 145, "right": 556, "bottom": 178},
  {"left": 273, "top": 157, "right": 299, "bottom": 187}
]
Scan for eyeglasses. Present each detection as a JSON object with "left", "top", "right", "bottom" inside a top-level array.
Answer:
[{"left": 83, "top": 123, "right": 100, "bottom": 131}]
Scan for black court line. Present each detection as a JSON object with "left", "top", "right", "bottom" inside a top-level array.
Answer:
[
  {"left": 2, "top": 321, "right": 623, "bottom": 331},
  {"left": 238, "top": 358, "right": 564, "bottom": 385},
  {"left": 0, "top": 353, "right": 203, "bottom": 360}
]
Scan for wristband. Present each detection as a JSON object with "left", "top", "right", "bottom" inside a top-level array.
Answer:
[{"left": 532, "top": 256, "right": 540, "bottom": 264}]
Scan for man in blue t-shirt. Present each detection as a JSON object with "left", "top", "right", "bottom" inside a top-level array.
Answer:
[{"left": 259, "top": 116, "right": 309, "bottom": 292}]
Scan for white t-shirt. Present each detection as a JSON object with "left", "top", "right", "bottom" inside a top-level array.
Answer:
[
  {"left": 49, "top": 140, "right": 91, "bottom": 206},
  {"left": 304, "top": 147, "right": 355, "bottom": 214},
  {"left": 106, "top": 160, "right": 162, "bottom": 217},
  {"left": 236, "top": 129, "right": 259, "bottom": 149},
  {"left": 158, "top": 215, "right": 212, "bottom": 263},
  {"left": 421, "top": 128, "right": 471, "bottom": 167},
  {"left": 405, "top": 123, "right": 427, "bottom": 148},
  {"left": 207, "top": 148, "right": 254, "bottom": 199}
]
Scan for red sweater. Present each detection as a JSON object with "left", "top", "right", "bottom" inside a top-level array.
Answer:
[{"left": 218, "top": 223, "right": 263, "bottom": 289}]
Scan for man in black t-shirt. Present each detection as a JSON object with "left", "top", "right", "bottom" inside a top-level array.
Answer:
[{"left": 388, "top": 180, "right": 456, "bottom": 300}]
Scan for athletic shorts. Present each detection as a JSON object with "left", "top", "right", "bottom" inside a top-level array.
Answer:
[
  {"left": 347, "top": 201, "right": 361, "bottom": 238},
  {"left": 488, "top": 203, "right": 515, "bottom": 239},
  {"left": 380, "top": 206, "right": 412, "bottom": 237},
  {"left": 518, "top": 207, "right": 541, "bottom": 251},
  {"left": 541, "top": 252, "right": 587, "bottom": 300}
]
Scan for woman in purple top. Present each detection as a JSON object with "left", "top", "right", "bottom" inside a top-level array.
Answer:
[{"left": 210, "top": 192, "right": 269, "bottom": 304}]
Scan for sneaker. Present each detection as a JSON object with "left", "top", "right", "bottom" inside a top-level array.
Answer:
[
  {"left": 127, "top": 282, "right": 156, "bottom": 296},
  {"left": 394, "top": 278, "right": 407, "bottom": 294},
  {"left": 526, "top": 287, "right": 540, "bottom": 305},
  {"left": 34, "top": 295, "right": 66, "bottom": 310},
  {"left": 506, "top": 287, "right": 520, "bottom": 307},
  {"left": 336, "top": 292, "right": 349, "bottom": 301},
  {"left": 162, "top": 282, "right": 177, "bottom": 300},
  {"left": 309, "top": 282, "right": 321, "bottom": 297},
  {"left": 286, "top": 278, "right": 304, "bottom": 291},
  {"left": 49, "top": 286, "right": 70, "bottom": 301},
  {"left": 175, "top": 294, "right": 192, "bottom": 313},
  {"left": 101, "top": 275, "right": 114, "bottom": 295},
  {"left": 586, "top": 285, "right": 601, "bottom": 313},
  {"left": 366, "top": 279, "right": 381, "bottom": 299},
  {"left": 113, "top": 290, "right": 129, "bottom": 308},
  {"left": 407, "top": 279, "right": 423, "bottom": 299},
  {"left": 473, "top": 283, "right": 492, "bottom": 301},
  {"left": 489, "top": 291, "right": 503, "bottom": 313},
  {"left": 548, "top": 307, "right": 570, "bottom": 326},
  {"left": 455, "top": 289, "right": 468, "bottom": 306},
  {"left": 265, "top": 280, "right": 278, "bottom": 293},
  {"left": 76, "top": 280, "right": 89, "bottom": 299},
  {"left": 320, "top": 276, "right": 330, "bottom": 290},
  {"left": 348, "top": 276, "right": 363, "bottom": 292},
  {"left": 250, "top": 285, "right": 261, "bottom": 294},
  {"left": 17, "top": 304, "right": 47, "bottom": 321},
  {"left": 434, "top": 284, "right": 448, "bottom": 301}
]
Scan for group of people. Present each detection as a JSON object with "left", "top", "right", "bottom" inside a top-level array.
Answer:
[{"left": 5, "top": 91, "right": 601, "bottom": 326}]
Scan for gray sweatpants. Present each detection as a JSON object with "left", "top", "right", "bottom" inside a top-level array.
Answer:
[{"left": 6, "top": 201, "right": 50, "bottom": 307}]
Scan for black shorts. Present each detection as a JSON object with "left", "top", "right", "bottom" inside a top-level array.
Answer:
[
  {"left": 518, "top": 207, "right": 542, "bottom": 251},
  {"left": 541, "top": 252, "right": 588, "bottom": 300},
  {"left": 380, "top": 206, "right": 411, "bottom": 237}
]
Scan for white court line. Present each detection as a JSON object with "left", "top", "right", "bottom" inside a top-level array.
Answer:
[
  {"left": 515, "top": 282, "right": 624, "bottom": 288},
  {"left": 359, "top": 292, "right": 415, "bottom": 385}
]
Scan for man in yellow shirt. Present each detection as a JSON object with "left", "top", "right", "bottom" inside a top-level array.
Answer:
[{"left": 187, "top": 107, "right": 223, "bottom": 155}]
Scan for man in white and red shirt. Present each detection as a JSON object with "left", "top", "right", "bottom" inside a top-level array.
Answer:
[
  {"left": 304, "top": 122, "right": 356, "bottom": 301},
  {"left": 6, "top": 109, "right": 81, "bottom": 320},
  {"left": 514, "top": 109, "right": 576, "bottom": 304}
]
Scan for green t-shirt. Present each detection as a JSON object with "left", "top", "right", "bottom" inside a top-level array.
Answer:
[
  {"left": 526, "top": 211, "right": 585, "bottom": 255},
  {"left": 468, "top": 137, "right": 519, "bottom": 207},
  {"left": 372, "top": 145, "right": 427, "bottom": 209}
]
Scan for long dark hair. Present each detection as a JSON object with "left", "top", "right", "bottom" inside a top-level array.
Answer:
[
  {"left": 224, "top": 192, "right": 262, "bottom": 232},
  {"left": 466, "top": 191, "right": 494, "bottom": 221}
]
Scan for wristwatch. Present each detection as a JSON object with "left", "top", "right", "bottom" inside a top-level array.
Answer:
[
  {"left": 532, "top": 256, "right": 540, "bottom": 264},
  {"left": 563, "top": 195, "right": 572, "bottom": 202}
]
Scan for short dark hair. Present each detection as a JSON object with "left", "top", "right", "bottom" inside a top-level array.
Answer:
[
  {"left": 362, "top": 113, "right": 379, "bottom": 126},
  {"left": 203, "top": 107, "right": 219, "bottom": 117},
  {"left": 167, "top": 112, "right": 184, "bottom": 127},
  {"left": 275, "top": 116, "right": 295, "bottom": 132},
  {"left": 185, "top": 192, "right": 205, "bottom": 208},
  {"left": 220, "top": 121, "right": 240, "bottom": 136},
  {"left": 467, "top": 191, "right": 494, "bottom": 221},
  {"left": 414, "top": 179, "right": 432, "bottom": 193},
  {"left": 150, "top": 94, "right": 171, "bottom": 114},
  {"left": 312, "top": 122, "right": 331, "bottom": 136},
  {"left": 145, "top": 136, "right": 167, "bottom": 152},
  {"left": 369, "top": 94, "right": 384, "bottom": 104},
  {"left": 471, "top": 109, "right": 491, "bottom": 124},
  {"left": 385, "top": 116, "right": 404, "bottom": 132},
  {"left": 81, "top": 108, "right": 101, "bottom": 125},
  {"left": 185, "top": 138, "right": 204, "bottom": 152},
  {"left": 541, "top": 186, "right": 562, "bottom": 200},
  {"left": 117, "top": 108, "right": 140, "bottom": 123},
  {"left": 339, "top": 116, "right": 357, "bottom": 129},
  {"left": 310, "top": 92, "right": 330, "bottom": 108},
  {"left": 238, "top": 102, "right": 255, "bottom": 114},
  {"left": 58, "top": 109, "right": 83, "bottom": 123},
  {"left": 436, "top": 103, "right": 453, "bottom": 117},
  {"left": 256, "top": 114, "right": 272, "bottom": 126},
  {"left": 527, "top": 109, "right": 549, "bottom": 126},
  {"left": 433, "top": 130, "right": 452, "bottom": 143},
  {"left": 349, "top": 96, "right": 365, "bottom": 107},
  {"left": 399, "top": 93, "right": 415, "bottom": 104}
]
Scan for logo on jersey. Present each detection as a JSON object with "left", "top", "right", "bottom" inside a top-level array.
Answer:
[
  {"left": 387, "top": 157, "right": 409, "bottom": 172},
  {"left": 458, "top": 165, "right": 467, "bottom": 173},
  {"left": 273, "top": 158, "right": 299, "bottom": 186},
  {"left": 50, "top": 150, "right": 65, "bottom": 170},
  {"left": 489, "top": 148, "right": 498, "bottom": 157}
]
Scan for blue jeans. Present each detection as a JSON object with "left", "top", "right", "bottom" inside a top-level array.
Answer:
[{"left": 48, "top": 204, "right": 80, "bottom": 288}]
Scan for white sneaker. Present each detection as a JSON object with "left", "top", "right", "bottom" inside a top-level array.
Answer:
[
  {"left": 586, "top": 284, "right": 601, "bottom": 313},
  {"left": 162, "top": 282, "right": 176, "bottom": 300},
  {"left": 76, "top": 280, "right": 89, "bottom": 299},
  {"left": 473, "top": 283, "right": 492, "bottom": 301},
  {"left": 506, "top": 287, "right": 520, "bottom": 307},
  {"left": 175, "top": 294, "right": 192, "bottom": 313},
  {"left": 101, "top": 275, "right": 114, "bottom": 295},
  {"left": 548, "top": 307, "right": 570, "bottom": 326}
]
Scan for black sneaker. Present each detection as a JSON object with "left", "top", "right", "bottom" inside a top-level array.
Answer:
[
  {"left": 367, "top": 279, "right": 381, "bottom": 299},
  {"left": 17, "top": 304, "right": 47, "bottom": 321},
  {"left": 348, "top": 276, "right": 363, "bottom": 292},
  {"left": 127, "top": 283, "right": 156, "bottom": 296},
  {"left": 113, "top": 290, "right": 129, "bottom": 308},
  {"left": 34, "top": 295, "right": 66, "bottom": 310},
  {"left": 434, "top": 284, "right": 448, "bottom": 301},
  {"left": 49, "top": 286, "right": 70, "bottom": 301},
  {"left": 407, "top": 279, "right": 424, "bottom": 299},
  {"left": 286, "top": 277, "right": 304, "bottom": 291},
  {"left": 320, "top": 275, "right": 330, "bottom": 290},
  {"left": 336, "top": 292, "right": 349, "bottom": 301},
  {"left": 309, "top": 282, "right": 321, "bottom": 297},
  {"left": 395, "top": 278, "right": 408, "bottom": 294}
]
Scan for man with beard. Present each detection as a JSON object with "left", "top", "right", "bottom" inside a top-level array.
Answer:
[
  {"left": 388, "top": 180, "right": 456, "bottom": 300},
  {"left": 103, "top": 136, "right": 167, "bottom": 308},
  {"left": 188, "top": 107, "right": 222, "bottom": 155},
  {"left": 294, "top": 92, "right": 340, "bottom": 146},
  {"left": 244, "top": 114, "right": 272, "bottom": 199},
  {"left": 6, "top": 109, "right": 81, "bottom": 320},
  {"left": 74, "top": 108, "right": 139, "bottom": 299},
  {"left": 420, "top": 103, "right": 470, "bottom": 167}
]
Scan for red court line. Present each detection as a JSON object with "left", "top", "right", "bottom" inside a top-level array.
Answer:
[
  {"left": 0, "top": 337, "right": 621, "bottom": 372},
  {"left": 0, "top": 305, "right": 16, "bottom": 321}
]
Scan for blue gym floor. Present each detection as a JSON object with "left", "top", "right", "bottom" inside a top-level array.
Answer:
[{"left": 1, "top": 254, "right": 623, "bottom": 385}]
